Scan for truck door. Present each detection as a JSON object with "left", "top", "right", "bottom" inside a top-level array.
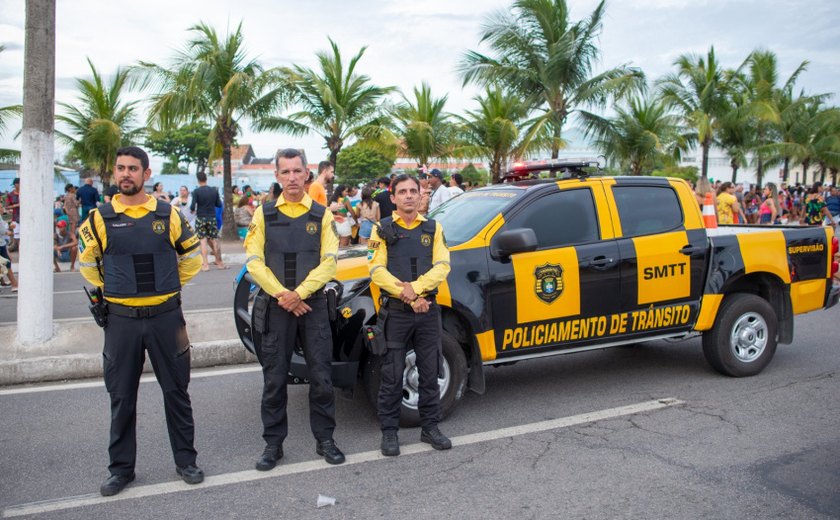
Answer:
[
  {"left": 486, "top": 183, "right": 621, "bottom": 359},
  {"left": 609, "top": 179, "right": 708, "bottom": 339}
]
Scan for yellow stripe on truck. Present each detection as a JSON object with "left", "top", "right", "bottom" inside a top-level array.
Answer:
[
  {"left": 736, "top": 231, "right": 791, "bottom": 283},
  {"left": 633, "top": 231, "right": 691, "bottom": 305},
  {"left": 474, "top": 330, "right": 497, "bottom": 361},
  {"left": 791, "top": 279, "right": 826, "bottom": 314},
  {"left": 694, "top": 294, "right": 723, "bottom": 331}
]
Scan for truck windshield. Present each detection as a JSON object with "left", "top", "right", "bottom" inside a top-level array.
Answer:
[{"left": 428, "top": 188, "right": 523, "bottom": 246}]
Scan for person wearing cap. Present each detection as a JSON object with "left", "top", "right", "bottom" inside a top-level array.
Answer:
[
  {"left": 78, "top": 146, "right": 205, "bottom": 496},
  {"left": 53, "top": 219, "right": 78, "bottom": 272},
  {"left": 427, "top": 169, "right": 452, "bottom": 212}
]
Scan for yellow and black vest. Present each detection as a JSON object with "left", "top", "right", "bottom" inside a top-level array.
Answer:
[
  {"left": 263, "top": 201, "right": 325, "bottom": 296},
  {"left": 96, "top": 200, "right": 180, "bottom": 298},
  {"left": 379, "top": 216, "right": 438, "bottom": 296}
]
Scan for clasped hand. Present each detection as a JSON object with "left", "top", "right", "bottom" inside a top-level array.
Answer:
[{"left": 274, "top": 290, "right": 311, "bottom": 317}]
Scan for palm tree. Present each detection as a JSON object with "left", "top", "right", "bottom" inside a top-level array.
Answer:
[
  {"left": 0, "top": 45, "right": 22, "bottom": 162},
  {"left": 773, "top": 99, "right": 840, "bottom": 184},
  {"left": 717, "top": 72, "right": 754, "bottom": 183},
  {"left": 267, "top": 38, "right": 396, "bottom": 165},
  {"left": 394, "top": 82, "right": 453, "bottom": 167},
  {"left": 56, "top": 58, "right": 142, "bottom": 187},
  {"left": 451, "top": 88, "right": 539, "bottom": 182},
  {"left": 459, "top": 0, "right": 644, "bottom": 161},
  {"left": 579, "top": 95, "right": 686, "bottom": 176},
  {"left": 657, "top": 47, "right": 730, "bottom": 179},
  {"left": 134, "top": 22, "right": 290, "bottom": 240}
]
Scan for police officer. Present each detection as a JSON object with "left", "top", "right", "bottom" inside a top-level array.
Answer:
[
  {"left": 368, "top": 174, "right": 452, "bottom": 456},
  {"left": 244, "top": 148, "right": 345, "bottom": 469},
  {"left": 78, "top": 146, "right": 204, "bottom": 496}
]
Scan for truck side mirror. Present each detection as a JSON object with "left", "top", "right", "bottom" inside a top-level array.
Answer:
[{"left": 491, "top": 228, "right": 538, "bottom": 260}]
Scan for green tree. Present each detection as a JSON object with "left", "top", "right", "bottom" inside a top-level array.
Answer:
[
  {"left": 135, "top": 22, "right": 290, "bottom": 240},
  {"left": 452, "top": 88, "right": 537, "bottom": 182},
  {"left": 144, "top": 121, "right": 212, "bottom": 174},
  {"left": 55, "top": 58, "right": 142, "bottom": 187},
  {"left": 773, "top": 99, "right": 840, "bottom": 184},
  {"left": 579, "top": 94, "right": 686, "bottom": 175},
  {"left": 335, "top": 142, "right": 395, "bottom": 184},
  {"left": 459, "top": 0, "right": 644, "bottom": 161},
  {"left": 657, "top": 47, "right": 730, "bottom": 179},
  {"left": 0, "top": 46, "right": 23, "bottom": 162},
  {"left": 458, "top": 163, "right": 488, "bottom": 186},
  {"left": 394, "top": 82, "right": 453, "bottom": 166},
  {"left": 717, "top": 72, "right": 754, "bottom": 183},
  {"left": 266, "top": 38, "right": 396, "bottom": 165},
  {"left": 650, "top": 165, "right": 699, "bottom": 183}
]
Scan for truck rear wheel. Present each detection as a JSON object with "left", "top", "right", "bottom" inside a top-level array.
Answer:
[
  {"left": 702, "top": 293, "right": 778, "bottom": 377},
  {"left": 363, "top": 331, "right": 468, "bottom": 428}
]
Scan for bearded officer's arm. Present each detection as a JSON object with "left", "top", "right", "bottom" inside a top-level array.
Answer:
[
  {"left": 170, "top": 208, "right": 202, "bottom": 285},
  {"left": 243, "top": 205, "right": 287, "bottom": 296},
  {"left": 293, "top": 209, "right": 339, "bottom": 300},
  {"left": 78, "top": 210, "right": 105, "bottom": 288}
]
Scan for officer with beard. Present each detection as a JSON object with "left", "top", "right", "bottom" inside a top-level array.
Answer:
[{"left": 78, "top": 146, "right": 204, "bottom": 496}]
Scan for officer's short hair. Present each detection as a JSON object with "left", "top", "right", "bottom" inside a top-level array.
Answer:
[
  {"left": 318, "top": 160, "right": 333, "bottom": 174},
  {"left": 116, "top": 146, "right": 149, "bottom": 170},
  {"left": 390, "top": 174, "right": 420, "bottom": 192},
  {"left": 275, "top": 148, "right": 307, "bottom": 170}
]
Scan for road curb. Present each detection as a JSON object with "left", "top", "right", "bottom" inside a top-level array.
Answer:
[{"left": 0, "top": 339, "right": 255, "bottom": 386}]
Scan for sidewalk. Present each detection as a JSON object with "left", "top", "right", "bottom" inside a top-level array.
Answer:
[{"left": 1, "top": 238, "right": 254, "bottom": 386}]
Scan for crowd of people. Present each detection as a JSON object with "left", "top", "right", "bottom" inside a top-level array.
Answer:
[{"left": 693, "top": 178, "right": 840, "bottom": 228}]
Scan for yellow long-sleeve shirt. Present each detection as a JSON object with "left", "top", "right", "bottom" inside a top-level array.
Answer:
[
  {"left": 368, "top": 213, "right": 450, "bottom": 298},
  {"left": 244, "top": 193, "right": 339, "bottom": 299},
  {"left": 78, "top": 194, "right": 202, "bottom": 306}
]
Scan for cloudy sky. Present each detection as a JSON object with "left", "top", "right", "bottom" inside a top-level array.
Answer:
[{"left": 1, "top": 0, "right": 838, "bottom": 169}]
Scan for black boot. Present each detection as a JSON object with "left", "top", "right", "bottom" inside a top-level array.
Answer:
[
  {"left": 381, "top": 430, "right": 400, "bottom": 456},
  {"left": 316, "top": 439, "right": 346, "bottom": 465},
  {"left": 100, "top": 472, "right": 136, "bottom": 497},
  {"left": 421, "top": 427, "right": 452, "bottom": 450},
  {"left": 255, "top": 445, "right": 283, "bottom": 471}
]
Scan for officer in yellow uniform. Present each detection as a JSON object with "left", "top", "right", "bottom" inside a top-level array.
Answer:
[
  {"left": 244, "top": 148, "right": 345, "bottom": 469},
  {"left": 78, "top": 147, "right": 204, "bottom": 497},
  {"left": 368, "top": 174, "right": 452, "bottom": 456}
]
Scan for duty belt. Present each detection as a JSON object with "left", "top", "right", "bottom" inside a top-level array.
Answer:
[
  {"left": 107, "top": 295, "right": 181, "bottom": 319},
  {"left": 383, "top": 295, "right": 436, "bottom": 312}
]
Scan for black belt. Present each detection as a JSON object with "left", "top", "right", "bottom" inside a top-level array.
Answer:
[
  {"left": 383, "top": 295, "right": 436, "bottom": 312},
  {"left": 107, "top": 296, "right": 181, "bottom": 318}
]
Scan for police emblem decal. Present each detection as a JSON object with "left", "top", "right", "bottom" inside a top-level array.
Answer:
[
  {"left": 534, "top": 263, "right": 564, "bottom": 303},
  {"left": 152, "top": 220, "right": 166, "bottom": 235},
  {"left": 341, "top": 307, "right": 353, "bottom": 319},
  {"left": 420, "top": 233, "right": 432, "bottom": 247},
  {"left": 306, "top": 222, "right": 319, "bottom": 235}
]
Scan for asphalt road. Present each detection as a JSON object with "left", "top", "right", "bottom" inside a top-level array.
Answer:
[
  {"left": 1, "top": 308, "right": 839, "bottom": 519},
  {"left": 0, "top": 264, "right": 244, "bottom": 323}
]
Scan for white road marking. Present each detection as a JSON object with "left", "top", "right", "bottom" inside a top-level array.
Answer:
[
  {"left": 0, "top": 365, "right": 262, "bottom": 396},
  {"left": 1, "top": 398, "right": 683, "bottom": 518}
]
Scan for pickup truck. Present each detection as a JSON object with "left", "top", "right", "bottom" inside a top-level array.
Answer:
[{"left": 234, "top": 167, "right": 839, "bottom": 426}]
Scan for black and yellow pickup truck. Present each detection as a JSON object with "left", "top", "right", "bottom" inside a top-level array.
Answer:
[{"left": 234, "top": 165, "right": 839, "bottom": 426}]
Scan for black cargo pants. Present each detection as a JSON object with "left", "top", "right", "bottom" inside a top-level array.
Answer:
[
  {"left": 378, "top": 301, "right": 442, "bottom": 431},
  {"left": 258, "top": 296, "right": 336, "bottom": 446},
  {"left": 102, "top": 306, "right": 196, "bottom": 476}
]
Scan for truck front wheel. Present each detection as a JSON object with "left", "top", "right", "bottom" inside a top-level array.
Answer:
[
  {"left": 702, "top": 293, "right": 778, "bottom": 377},
  {"left": 363, "top": 331, "right": 468, "bottom": 428}
]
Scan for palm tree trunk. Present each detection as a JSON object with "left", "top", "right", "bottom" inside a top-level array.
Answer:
[
  {"left": 831, "top": 168, "right": 838, "bottom": 186},
  {"left": 801, "top": 159, "right": 810, "bottom": 185},
  {"left": 819, "top": 162, "right": 826, "bottom": 184},
  {"left": 756, "top": 156, "right": 764, "bottom": 188},
  {"left": 782, "top": 157, "right": 790, "bottom": 183},
  {"left": 701, "top": 140, "right": 710, "bottom": 179},
  {"left": 730, "top": 159, "right": 738, "bottom": 183},
  {"left": 221, "top": 135, "right": 237, "bottom": 241}
]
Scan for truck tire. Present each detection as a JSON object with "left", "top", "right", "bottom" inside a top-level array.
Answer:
[
  {"left": 363, "top": 331, "right": 468, "bottom": 428},
  {"left": 702, "top": 293, "right": 778, "bottom": 377}
]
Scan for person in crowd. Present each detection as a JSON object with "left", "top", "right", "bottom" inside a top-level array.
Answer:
[
  {"left": 743, "top": 185, "right": 760, "bottom": 224},
  {"left": 448, "top": 173, "right": 465, "bottom": 195},
  {"left": 52, "top": 219, "right": 78, "bottom": 272},
  {"left": 152, "top": 182, "right": 170, "bottom": 202},
  {"left": 0, "top": 204, "right": 17, "bottom": 292},
  {"left": 417, "top": 173, "right": 432, "bottom": 215},
  {"left": 63, "top": 183, "right": 81, "bottom": 235},
  {"left": 716, "top": 182, "right": 744, "bottom": 225},
  {"left": 103, "top": 184, "right": 119, "bottom": 204},
  {"left": 368, "top": 174, "right": 452, "bottom": 456},
  {"left": 357, "top": 187, "right": 380, "bottom": 245},
  {"left": 801, "top": 184, "right": 831, "bottom": 226},
  {"left": 234, "top": 194, "right": 256, "bottom": 239},
  {"left": 244, "top": 147, "right": 345, "bottom": 470},
  {"left": 232, "top": 185, "right": 243, "bottom": 206},
  {"left": 78, "top": 146, "right": 204, "bottom": 496},
  {"left": 759, "top": 183, "right": 782, "bottom": 225},
  {"left": 5, "top": 177, "right": 21, "bottom": 225},
  {"left": 427, "top": 169, "right": 452, "bottom": 212},
  {"left": 329, "top": 184, "right": 354, "bottom": 247},
  {"left": 309, "top": 160, "right": 334, "bottom": 207},
  {"left": 173, "top": 185, "right": 196, "bottom": 229},
  {"left": 76, "top": 177, "right": 99, "bottom": 221},
  {"left": 694, "top": 177, "right": 715, "bottom": 207},
  {"left": 190, "top": 171, "right": 226, "bottom": 271},
  {"left": 373, "top": 176, "right": 396, "bottom": 221},
  {"left": 824, "top": 186, "right": 840, "bottom": 228}
]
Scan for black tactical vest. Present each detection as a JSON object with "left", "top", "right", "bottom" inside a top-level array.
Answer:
[
  {"left": 98, "top": 200, "right": 181, "bottom": 298},
  {"left": 263, "top": 201, "right": 325, "bottom": 295},
  {"left": 380, "top": 216, "right": 438, "bottom": 295}
]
